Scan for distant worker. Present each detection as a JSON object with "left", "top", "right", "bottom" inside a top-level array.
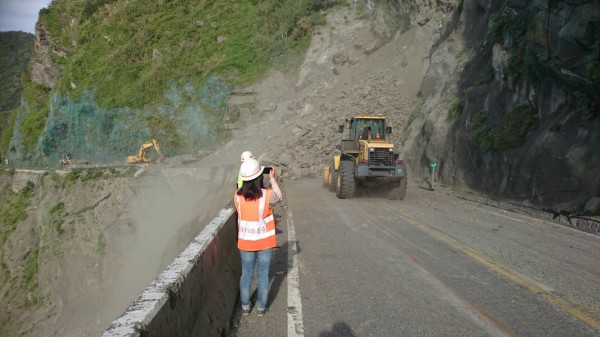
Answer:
[
  {"left": 234, "top": 158, "right": 282, "bottom": 316},
  {"left": 238, "top": 151, "right": 255, "bottom": 188},
  {"left": 359, "top": 125, "right": 372, "bottom": 140}
]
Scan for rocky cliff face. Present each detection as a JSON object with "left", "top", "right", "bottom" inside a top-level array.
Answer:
[
  {"left": 405, "top": 0, "right": 600, "bottom": 212},
  {"left": 29, "top": 23, "right": 65, "bottom": 89}
]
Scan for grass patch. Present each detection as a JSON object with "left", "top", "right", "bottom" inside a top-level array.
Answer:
[
  {"left": 19, "top": 76, "right": 51, "bottom": 151},
  {"left": 403, "top": 101, "right": 423, "bottom": 142},
  {"left": 575, "top": 90, "right": 599, "bottom": 120},
  {"left": 48, "top": 202, "right": 66, "bottom": 235},
  {"left": 49, "top": 202, "right": 64, "bottom": 215},
  {"left": 63, "top": 170, "right": 82, "bottom": 188},
  {"left": 488, "top": 10, "right": 527, "bottom": 43},
  {"left": 448, "top": 99, "right": 465, "bottom": 120},
  {"left": 456, "top": 51, "right": 474, "bottom": 68},
  {"left": 41, "top": 171, "right": 62, "bottom": 188},
  {"left": 0, "top": 108, "right": 16, "bottom": 160},
  {"left": 470, "top": 104, "right": 539, "bottom": 152},
  {"left": 587, "top": 41, "right": 600, "bottom": 82},
  {"left": 471, "top": 109, "right": 490, "bottom": 147},
  {"left": 406, "top": 101, "right": 423, "bottom": 128},
  {"left": 475, "top": 70, "right": 494, "bottom": 86},
  {"left": 73, "top": 205, "right": 94, "bottom": 216},
  {"left": 21, "top": 247, "right": 41, "bottom": 307},
  {"left": 62, "top": 168, "right": 107, "bottom": 188},
  {"left": 96, "top": 232, "right": 105, "bottom": 256},
  {"left": 0, "top": 182, "right": 34, "bottom": 248},
  {"left": 50, "top": 171, "right": 61, "bottom": 187},
  {"left": 81, "top": 168, "right": 104, "bottom": 182}
]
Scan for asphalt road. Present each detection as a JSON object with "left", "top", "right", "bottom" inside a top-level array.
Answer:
[{"left": 230, "top": 177, "right": 600, "bottom": 337}]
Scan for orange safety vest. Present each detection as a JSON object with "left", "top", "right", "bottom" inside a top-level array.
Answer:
[{"left": 234, "top": 189, "right": 276, "bottom": 251}]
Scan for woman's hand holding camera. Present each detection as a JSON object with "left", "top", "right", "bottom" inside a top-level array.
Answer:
[{"left": 269, "top": 167, "right": 276, "bottom": 180}]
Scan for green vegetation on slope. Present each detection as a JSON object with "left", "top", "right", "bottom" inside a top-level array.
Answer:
[
  {"left": 470, "top": 104, "right": 539, "bottom": 152},
  {"left": 487, "top": 4, "right": 599, "bottom": 120},
  {"left": 0, "top": 32, "right": 35, "bottom": 112},
  {"left": 448, "top": 98, "right": 464, "bottom": 120},
  {"left": 0, "top": 181, "right": 34, "bottom": 249},
  {"left": 0, "top": 32, "right": 35, "bottom": 160},
  {"left": 1, "top": 0, "right": 339, "bottom": 163},
  {"left": 21, "top": 248, "right": 41, "bottom": 307},
  {"left": 20, "top": 73, "right": 52, "bottom": 151},
  {"left": 39, "top": 0, "right": 337, "bottom": 109}
]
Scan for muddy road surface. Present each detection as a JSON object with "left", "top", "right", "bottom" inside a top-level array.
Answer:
[{"left": 232, "top": 177, "right": 600, "bottom": 337}]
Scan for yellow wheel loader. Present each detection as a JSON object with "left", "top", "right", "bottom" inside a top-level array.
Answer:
[
  {"left": 126, "top": 139, "right": 165, "bottom": 164},
  {"left": 323, "top": 115, "right": 408, "bottom": 200}
]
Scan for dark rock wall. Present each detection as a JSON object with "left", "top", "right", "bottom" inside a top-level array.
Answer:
[{"left": 409, "top": 0, "right": 600, "bottom": 211}]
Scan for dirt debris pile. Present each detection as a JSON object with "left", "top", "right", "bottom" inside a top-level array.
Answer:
[{"left": 228, "top": 4, "right": 447, "bottom": 182}]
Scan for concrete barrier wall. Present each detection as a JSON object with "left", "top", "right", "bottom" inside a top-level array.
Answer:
[{"left": 102, "top": 207, "right": 240, "bottom": 337}]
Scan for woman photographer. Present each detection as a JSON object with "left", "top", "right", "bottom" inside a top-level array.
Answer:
[{"left": 234, "top": 158, "right": 282, "bottom": 316}]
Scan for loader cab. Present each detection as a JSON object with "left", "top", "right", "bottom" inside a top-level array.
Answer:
[{"left": 339, "top": 117, "right": 392, "bottom": 141}]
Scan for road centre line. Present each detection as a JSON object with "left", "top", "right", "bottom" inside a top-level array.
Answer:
[
  {"left": 287, "top": 205, "right": 305, "bottom": 337},
  {"left": 396, "top": 209, "right": 600, "bottom": 331}
]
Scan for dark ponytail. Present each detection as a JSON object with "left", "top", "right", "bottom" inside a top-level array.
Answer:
[{"left": 236, "top": 175, "right": 265, "bottom": 200}]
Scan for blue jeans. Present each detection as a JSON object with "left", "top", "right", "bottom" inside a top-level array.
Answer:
[{"left": 240, "top": 248, "right": 273, "bottom": 311}]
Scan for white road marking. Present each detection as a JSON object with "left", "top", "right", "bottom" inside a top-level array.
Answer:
[{"left": 287, "top": 205, "right": 304, "bottom": 337}]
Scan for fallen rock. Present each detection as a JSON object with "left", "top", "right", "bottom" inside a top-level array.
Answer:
[{"left": 278, "top": 152, "right": 292, "bottom": 166}]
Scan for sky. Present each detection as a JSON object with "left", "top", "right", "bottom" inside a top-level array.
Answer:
[{"left": 0, "top": 0, "right": 52, "bottom": 33}]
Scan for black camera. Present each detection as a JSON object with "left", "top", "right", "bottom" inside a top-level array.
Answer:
[{"left": 262, "top": 166, "right": 272, "bottom": 174}]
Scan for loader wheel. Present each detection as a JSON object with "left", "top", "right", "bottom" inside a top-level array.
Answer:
[
  {"left": 328, "top": 163, "right": 337, "bottom": 192},
  {"left": 388, "top": 176, "right": 408, "bottom": 200},
  {"left": 336, "top": 160, "right": 355, "bottom": 199}
]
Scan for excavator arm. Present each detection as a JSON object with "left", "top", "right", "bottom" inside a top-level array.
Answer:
[{"left": 127, "top": 139, "right": 164, "bottom": 164}]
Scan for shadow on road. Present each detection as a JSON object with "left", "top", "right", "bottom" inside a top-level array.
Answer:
[{"left": 319, "top": 322, "right": 356, "bottom": 337}]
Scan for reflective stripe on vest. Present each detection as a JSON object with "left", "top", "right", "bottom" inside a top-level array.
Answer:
[{"left": 235, "top": 189, "right": 276, "bottom": 251}]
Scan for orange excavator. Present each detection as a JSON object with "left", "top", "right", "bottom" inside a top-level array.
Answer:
[{"left": 126, "top": 139, "right": 165, "bottom": 164}]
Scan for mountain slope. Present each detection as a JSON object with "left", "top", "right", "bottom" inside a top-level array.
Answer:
[{"left": 3, "top": 0, "right": 334, "bottom": 167}]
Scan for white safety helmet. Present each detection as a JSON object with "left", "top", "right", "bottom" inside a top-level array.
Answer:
[
  {"left": 239, "top": 158, "right": 264, "bottom": 181},
  {"left": 240, "top": 151, "right": 254, "bottom": 162}
]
